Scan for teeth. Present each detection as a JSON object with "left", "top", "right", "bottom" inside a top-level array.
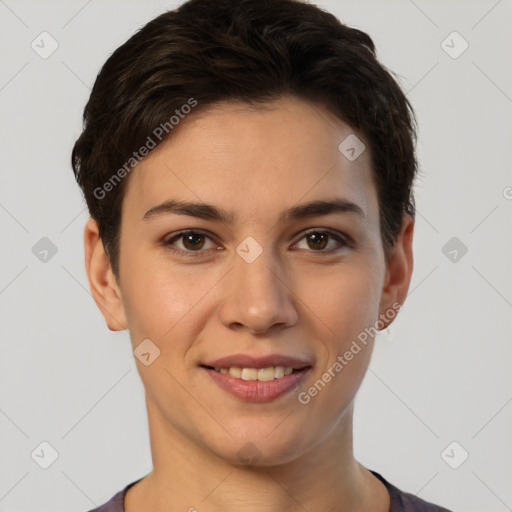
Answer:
[
  {"left": 241, "top": 368, "right": 258, "bottom": 380},
  {"left": 215, "top": 365, "right": 296, "bottom": 380},
  {"left": 228, "top": 367, "right": 242, "bottom": 378},
  {"left": 257, "top": 367, "right": 275, "bottom": 381}
]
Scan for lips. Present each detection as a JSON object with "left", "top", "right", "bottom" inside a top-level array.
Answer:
[
  {"left": 202, "top": 353, "right": 311, "bottom": 370},
  {"left": 200, "top": 353, "right": 312, "bottom": 402}
]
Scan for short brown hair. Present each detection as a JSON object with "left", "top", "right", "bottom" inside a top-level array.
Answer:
[{"left": 71, "top": 0, "right": 418, "bottom": 279}]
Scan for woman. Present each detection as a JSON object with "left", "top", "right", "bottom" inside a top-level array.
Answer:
[{"left": 72, "top": 0, "right": 452, "bottom": 510}]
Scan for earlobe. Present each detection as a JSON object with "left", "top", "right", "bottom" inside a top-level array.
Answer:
[
  {"left": 84, "top": 217, "right": 128, "bottom": 331},
  {"left": 378, "top": 214, "right": 414, "bottom": 330}
]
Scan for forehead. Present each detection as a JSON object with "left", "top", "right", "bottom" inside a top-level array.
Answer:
[{"left": 122, "top": 96, "right": 378, "bottom": 227}]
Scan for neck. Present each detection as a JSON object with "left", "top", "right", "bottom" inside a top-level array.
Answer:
[{"left": 125, "top": 398, "right": 389, "bottom": 512}]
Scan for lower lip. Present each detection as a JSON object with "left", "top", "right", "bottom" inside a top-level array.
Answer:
[{"left": 202, "top": 367, "right": 311, "bottom": 402}]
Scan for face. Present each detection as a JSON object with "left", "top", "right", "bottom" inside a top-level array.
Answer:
[{"left": 89, "top": 96, "right": 411, "bottom": 467}]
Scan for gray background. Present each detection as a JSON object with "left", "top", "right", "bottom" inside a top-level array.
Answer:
[{"left": 0, "top": 0, "right": 511, "bottom": 511}]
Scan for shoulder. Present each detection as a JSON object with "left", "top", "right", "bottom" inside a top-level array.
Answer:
[
  {"left": 84, "top": 479, "right": 142, "bottom": 512},
  {"left": 370, "top": 470, "right": 453, "bottom": 512}
]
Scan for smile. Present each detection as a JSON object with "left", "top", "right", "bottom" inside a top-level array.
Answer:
[
  {"left": 211, "top": 366, "right": 295, "bottom": 380},
  {"left": 201, "top": 365, "right": 311, "bottom": 402}
]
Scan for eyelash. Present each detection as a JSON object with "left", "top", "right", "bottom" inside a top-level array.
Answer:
[{"left": 162, "top": 228, "right": 351, "bottom": 258}]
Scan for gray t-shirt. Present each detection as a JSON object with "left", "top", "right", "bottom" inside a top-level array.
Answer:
[{"left": 85, "top": 470, "right": 452, "bottom": 511}]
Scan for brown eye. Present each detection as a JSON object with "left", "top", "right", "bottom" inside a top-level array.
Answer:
[
  {"left": 180, "top": 233, "right": 206, "bottom": 251},
  {"left": 163, "top": 230, "right": 218, "bottom": 256},
  {"left": 305, "top": 232, "right": 329, "bottom": 250},
  {"left": 294, "top": 230, "right": 348, "bottom": 252}
]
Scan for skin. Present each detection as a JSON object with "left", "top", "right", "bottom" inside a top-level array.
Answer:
[{"left": 84, "top": 96, "right": 414, "bottom": 512}]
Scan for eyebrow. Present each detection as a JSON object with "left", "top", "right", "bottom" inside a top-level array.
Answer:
[{"left": 142, "top": 198, "right": 365, "bottom": 223}]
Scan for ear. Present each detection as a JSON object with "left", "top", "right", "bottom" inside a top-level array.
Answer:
[
  {"left": 84, "top": 217, "right": 127, "bottom": 331},
  {"left": 378, "top": 213, "right": 414, "bottom": 329}
]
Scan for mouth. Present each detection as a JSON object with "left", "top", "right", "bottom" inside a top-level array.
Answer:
[
  {"left": 200, "top": 365, "right": 306, "bottom": 381},
  {"left": 199, "top": 355, "right": 312, "bottom": 402}
]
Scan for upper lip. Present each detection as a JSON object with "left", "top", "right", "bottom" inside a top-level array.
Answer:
[{"left": 202, "top": 353, "right": 312, "bottom": 369}]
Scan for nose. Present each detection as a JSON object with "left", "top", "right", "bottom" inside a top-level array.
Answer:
[{"left": 218, "top": 245, "right": 299, "bottom": 335}]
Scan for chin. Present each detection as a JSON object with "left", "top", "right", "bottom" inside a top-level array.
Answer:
[{"left": 208, "top": 429, "right": 311, "bottom": 468}]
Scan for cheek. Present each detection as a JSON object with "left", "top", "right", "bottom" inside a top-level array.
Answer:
[
  {"left": 294, "top": 266, "right": 381, "bottom": 426},
  {"left": 121, "top": 273, "right": 192, "bottom": 341},
  {"left": 119, "top": 249, "right": 225, "bottom": 347},
  {"left": 295, "top": 260, "right": 383, "bottom": 344}
]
